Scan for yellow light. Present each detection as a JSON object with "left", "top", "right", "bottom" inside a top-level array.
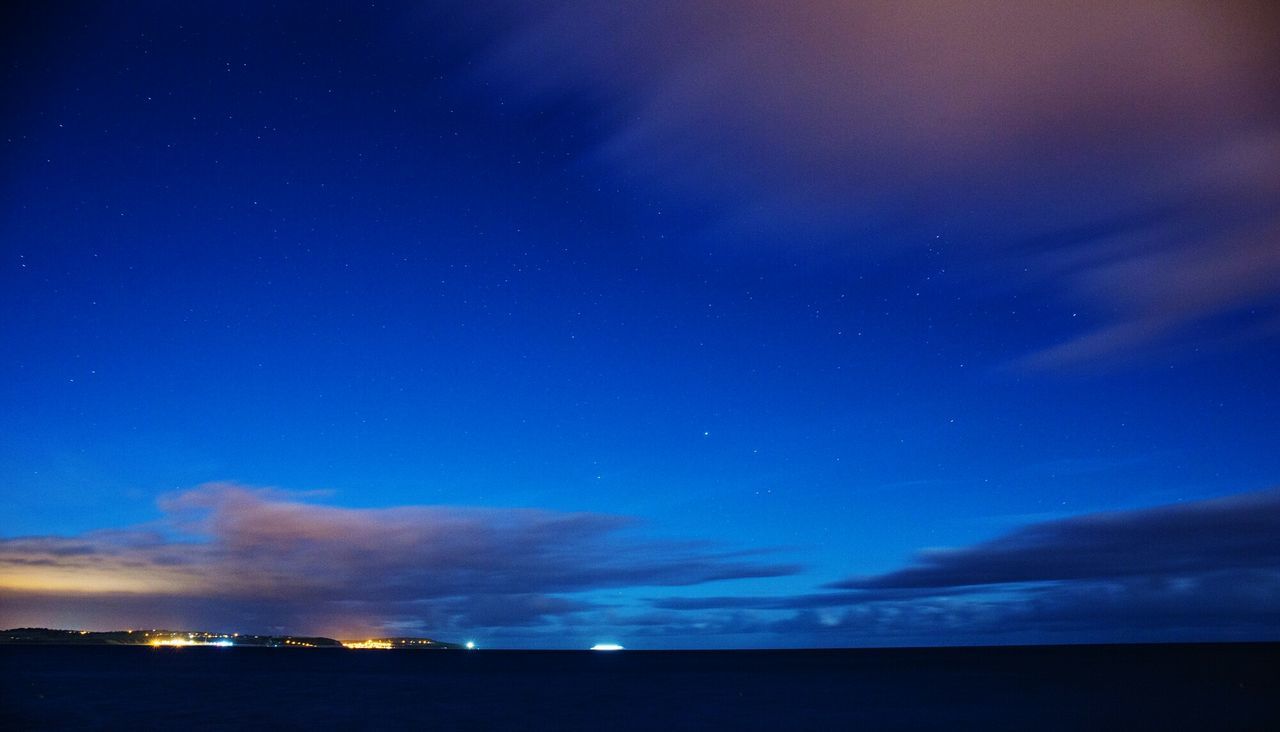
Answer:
[{"left": 341, "top": 639, "right": 394, "bottom": 649}]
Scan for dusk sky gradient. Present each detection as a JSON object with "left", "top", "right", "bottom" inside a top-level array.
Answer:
[{"left": 2, "top": 1, "right": 1279, "bottom": 648}]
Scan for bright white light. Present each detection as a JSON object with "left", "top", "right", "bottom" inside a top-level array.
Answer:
[
  {"left": 465, "top": 641, "right": 475, "bottom": 650},
  {"left": 590, "top": 643, "right": 624, "bottom": 651},
  {"left": 213, "top": 639, "right": 234, "bottom": 647}
]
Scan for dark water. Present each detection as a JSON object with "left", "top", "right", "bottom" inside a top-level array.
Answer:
[{"left": 2, "top": 644, "right": 1277, "bottom": 730}]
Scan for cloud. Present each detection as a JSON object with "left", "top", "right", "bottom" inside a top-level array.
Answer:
[
  {"left": 471, "top": 1, "right": 1280, "bottom": 364},
  {"left": 830, "top": 487, "right": 1280, "bottom": 590},
  {"left": 0, "top": 482, "right": 798, "bottom": 639},
  {"left": 6, "top": 483, "right": 1276, "bottom": 646},
  {"left": 649, "top": 586, "right": 982, "bottom": 612},
  {"left": 649, "top": 488, "right": 1280, "bottom": 645}
]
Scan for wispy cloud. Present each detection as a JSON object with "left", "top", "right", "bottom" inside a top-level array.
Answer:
[
  {"left": 0, "top": 482, "right": 798, "bottom": 639},
  {"left": 472, "top": 1, "right": 1280, "bottom": 365}
]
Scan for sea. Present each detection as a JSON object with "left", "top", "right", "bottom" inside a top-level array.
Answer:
[{"left": 2, "top": 643, "right": 1277, "bottom": 730}]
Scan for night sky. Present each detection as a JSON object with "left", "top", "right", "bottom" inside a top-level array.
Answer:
[{"left": 2, "top": 2, "right": 1279, "bottom": 648}]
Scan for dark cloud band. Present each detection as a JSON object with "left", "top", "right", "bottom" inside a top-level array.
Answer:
[{"left": 0, "top": 482, "right": 798, "bottom": 638}]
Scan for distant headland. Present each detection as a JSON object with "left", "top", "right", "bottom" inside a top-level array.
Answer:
[{"left": 1, "top": 628, "right": 462, "bottom": 650}]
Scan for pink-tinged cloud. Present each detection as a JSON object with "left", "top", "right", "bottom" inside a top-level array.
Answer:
[
  {"left": 0, "top": 482, "right": 798, "bottom": 639},
  {"left": 469, "top": 1, "right": 1280, "bottom": 365}
]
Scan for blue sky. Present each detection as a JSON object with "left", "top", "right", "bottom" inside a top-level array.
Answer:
[{"left": 2, "top": 1, "right": 1279, "bottom": 647}]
